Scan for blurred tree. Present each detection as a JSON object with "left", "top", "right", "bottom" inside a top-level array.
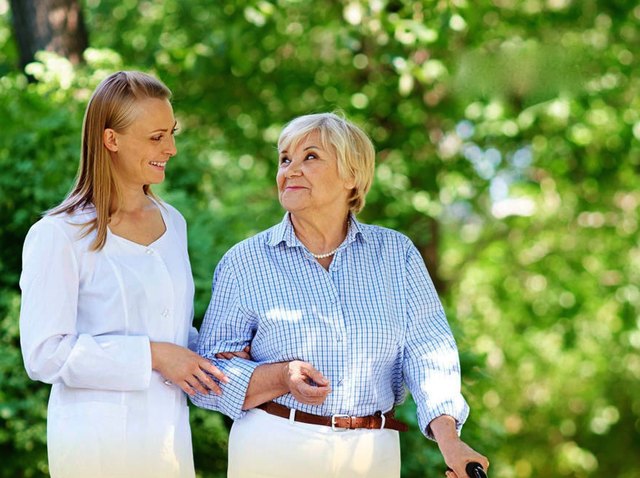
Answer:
[
  {"left": 0, "top": 1, "right": 638, "bottom": 477},
  {"left": 9, "top": 0, "right": 87, "bottom": 68}
]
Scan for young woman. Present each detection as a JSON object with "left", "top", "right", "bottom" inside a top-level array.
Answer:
[{"left": 19, "top": 71, "right": 228, "bottom": 478}]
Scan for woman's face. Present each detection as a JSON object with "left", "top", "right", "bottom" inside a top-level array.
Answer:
[
  {"left": 106, "top": 98, "right": 177, "bottom": 189},
  {"left": 277, "top": 131, "right": 355, "bottom": 217}
]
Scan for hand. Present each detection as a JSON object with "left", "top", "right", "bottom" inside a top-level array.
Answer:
[
  {"left": 282, "top": 360, "right": 331, "bottom": 405},
  {"left": 151, "top": 342, "right": 229, "bottom": 396},
  {"left": 215, "top": 345, "right": 252, "bottom": 360},
  {"left": 429, "top": 415, "right": 489, "bottom": 478},
  {"left": 441, "top": 439, "right": 489, "bottom": 478}
]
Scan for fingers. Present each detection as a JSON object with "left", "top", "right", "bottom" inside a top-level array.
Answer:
[
  {"left": 185, "top": 376, "right": 210, "bottom": 396},
  {"left": 215, "top": 346, "right": 251, "bottom": 360},
  {"left": 194, "top": 367, "right": 223, "bottom": 395},
  {"left": 202, "top": 361, "right": 230, "bottom": 384},
  {"left": 290, "top": 378, "right": 331, "bottom": 405},
  {"left": 304, "top": 366, "right": 329, "bottom": 386},
  {"left": 234, "top": 350, "right": 251, "bottom": 359},
  {"left": 284, "top": 360, "right": 332, "bottom": 404}
]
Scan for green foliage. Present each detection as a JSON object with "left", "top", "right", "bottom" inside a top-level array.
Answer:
[{"left": 1, "top": 0, "right": 639, "bottom": 477}]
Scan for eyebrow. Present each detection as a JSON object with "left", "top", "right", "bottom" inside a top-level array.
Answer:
[
  {"left": 280, "top": 145, "right": 321, "bottom": 154},
  {"left": 150, "top": 121, "right": 178, "bottom": 133}
]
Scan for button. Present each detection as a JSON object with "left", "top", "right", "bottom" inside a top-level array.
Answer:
[
  {"left": 145, "top": 249, "right": 153, "bottom": 255},
  {"left": 161, "top": 309, "right": 170, "bottom": 317},
  {"left": 336, "top": 337, "right": 342, "bottom": 342}
]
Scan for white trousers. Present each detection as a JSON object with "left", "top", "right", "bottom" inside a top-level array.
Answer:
[{"left": 228, "top": 408, "right": 401, "bottom": 478}]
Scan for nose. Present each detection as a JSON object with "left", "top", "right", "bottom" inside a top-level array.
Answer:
[
  {"left": 285, "top": 162, "right": 302, "bottom": 178},
  {"left": 165, "top": 135, "right": 177, "bottom": 157}
]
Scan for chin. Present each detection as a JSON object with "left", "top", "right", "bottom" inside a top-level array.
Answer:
[{"left": 281, "top": 202, "right": 307, "bottom": 213}]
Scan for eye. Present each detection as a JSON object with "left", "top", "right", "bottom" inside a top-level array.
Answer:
[
  {"left": 171, "top": 127, "right": 179, "bottom": 136},
  {"left": 151, "top": 135, "right": 163, "bottom": 142},
  {"left": 305, "top": 153, "right": 318, "bottom": 160},
  {"left": 279, "top": 156, "right": 290, "bottom": 164}
]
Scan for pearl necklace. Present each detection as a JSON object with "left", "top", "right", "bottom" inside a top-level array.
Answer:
[{"left": 309, "top": 247, "right": 340, "bottom": 259}]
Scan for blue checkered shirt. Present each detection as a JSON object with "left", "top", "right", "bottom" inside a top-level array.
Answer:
[{"left": 191, "top": 213, "right": 469, "bottom": 437}]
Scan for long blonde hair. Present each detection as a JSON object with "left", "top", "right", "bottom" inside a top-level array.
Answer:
[{"left": 49, "top": 71, "right": 172, "bottom": 250}]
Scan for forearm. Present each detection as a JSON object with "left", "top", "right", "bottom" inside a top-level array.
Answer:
[
  {"left": 430, "top": 414, "right": 490, "bottom": 475},
  {"left": 242, "top": 362, "right": 289, "bottom": 410},
  {"left": 429, "top": 415, "right": 460, "bottom": 446},
  {"left": 24, "top": 334, "right": 151, "bottom": 390}
]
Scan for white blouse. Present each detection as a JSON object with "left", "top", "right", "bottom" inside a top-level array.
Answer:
[{"left": 19, "top": 201, "right": 197, "bottom": 478}]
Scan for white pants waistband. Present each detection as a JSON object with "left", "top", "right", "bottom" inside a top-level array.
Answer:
[{"left": 228, "top": 408, "right": 401, "bottom": 478}]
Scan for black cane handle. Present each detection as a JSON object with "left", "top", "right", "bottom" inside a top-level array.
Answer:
[
  {"left": 447, "top": 462, "right": 487, "bottom": 478},
  {"left": 466, "top": 462, "right": 487, "bottom": 478}
]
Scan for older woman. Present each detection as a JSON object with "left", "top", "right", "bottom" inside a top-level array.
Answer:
[
  {"left": 192, "top": 113, "right": 488, "bottom": 478},
  {"left": 19, "top": 71, "right": 233, "bottom": 478}
]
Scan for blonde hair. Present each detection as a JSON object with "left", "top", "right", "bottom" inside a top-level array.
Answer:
[
  {"left": 49, "top": 71, "right": 172, "bottom": 250},
  {"left": 278, "top": 112, "right": 375, "bottom": 214}
]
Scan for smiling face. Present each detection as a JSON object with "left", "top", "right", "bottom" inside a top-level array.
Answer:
[
  {"left": 104, "top": 97, "right": 177, "bottom": 190},
  {"left": 277, "top": 131, "right": 355, "bottom": 219}
]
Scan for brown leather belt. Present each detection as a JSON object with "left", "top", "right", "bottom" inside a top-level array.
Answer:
[{"left": 257, "top": 401, "right": 409, "bottom": 432}]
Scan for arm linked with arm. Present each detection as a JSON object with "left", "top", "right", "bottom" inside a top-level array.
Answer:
[
  {"left": 189, "top": 255, "right": 260, "bottom": 418},
  {"left": 189, "top": 254, "right": 332, "bottom": 416}
]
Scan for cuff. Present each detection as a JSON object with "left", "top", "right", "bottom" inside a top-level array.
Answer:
[
  {"left": 190, "top": 357, "right": 260, "bottom": 419},
  {"left": 419, "top": 397, "right": 470, "bottom": 440}
]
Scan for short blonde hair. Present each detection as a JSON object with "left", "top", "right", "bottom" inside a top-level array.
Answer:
[
  {"left": 50, "top": 71, "right": 171, "bottom": 250},
  {"left": 278, "top": 112, "right": 375, "bottom": 214}
]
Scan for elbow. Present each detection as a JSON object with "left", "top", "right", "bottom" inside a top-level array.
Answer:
[
  {"left": 21, "top": 339, "right": 71, "bottom": 385},
  {"left": 23, "top": 358, "right": 60, "bottom": 384}
]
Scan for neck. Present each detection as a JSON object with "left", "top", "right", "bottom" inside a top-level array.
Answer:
[
  {"left": 290, "top": 211, "right": 350, "bottom": 256},
  {"left": 112, "top": 184, "right": 153, "bottom": 215}
]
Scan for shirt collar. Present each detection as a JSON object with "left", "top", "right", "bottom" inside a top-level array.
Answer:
[{"left": 266, "top": 212, "right": 369, "bottom": 249}]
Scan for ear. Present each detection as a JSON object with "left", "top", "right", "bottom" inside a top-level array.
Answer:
[
  {"left": 343, "top": 175, "right": 356, "bottom": 191},
  {"left": 103, "top": 128, "right": 119, "bottom": 152}
]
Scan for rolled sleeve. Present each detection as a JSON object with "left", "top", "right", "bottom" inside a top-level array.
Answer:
[
  {"left": 402, "top": 244, "right": 469, "bottom": 439},
  {"left": 190, "top": 254, "right": 258, "bottom": 418}
]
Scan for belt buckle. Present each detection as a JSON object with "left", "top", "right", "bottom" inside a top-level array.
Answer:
[{"left": 331, "top": 414, "right": 351, "bottom": 432}]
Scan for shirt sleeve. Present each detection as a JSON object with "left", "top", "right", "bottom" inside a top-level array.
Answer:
[
  {"left": 189, "top": 254, "right": 259, "bottom": 419},
  {"left": 402, "top": 242, "right": 469, "bottom": 439},
  {"left": 187, "top": 324, "right": 199, "bottom": 352},
  {"left": 19, "top": 218, "right": 152, "bottom": 391}
]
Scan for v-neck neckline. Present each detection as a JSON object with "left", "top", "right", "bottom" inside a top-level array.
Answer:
[{"left": 107, "top": 198, "right": 168, "bottom": 248}]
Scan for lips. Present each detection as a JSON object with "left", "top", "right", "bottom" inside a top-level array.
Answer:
[
  {"left": 149, "top": 161, "right": 166, "bottom": 169},
  {"left": 284, "top": 184, "right": 307, "bottom": 190}
]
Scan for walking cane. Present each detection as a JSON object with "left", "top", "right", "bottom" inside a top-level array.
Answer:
[{"left": 447, "top": 462, "right": 487, "bottom": 478}]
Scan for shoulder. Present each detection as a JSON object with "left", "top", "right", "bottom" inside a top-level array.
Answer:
[
  {"left": 28, "top": 208, "right": 94, "bottom": 243},
  {"left": 22, "top": 211, "right": 92, "bottom": 264},
  {"left": 223, "top": 227, "right": 272, "bottom": 258},
  {"left": 358, "top": 222, "right": 414, "bottom": 250},
  {"left": 160, "top": 200, "right": 185, "bottom": 221},
  {"left": 155, "top": 200, "right": 188, "bottom": 240},
  {"left": 218, "top": 224, "right": 279, "bottom": 266},
  {"left": 157, "top": 200, "right": 186, "bottom": 226}
]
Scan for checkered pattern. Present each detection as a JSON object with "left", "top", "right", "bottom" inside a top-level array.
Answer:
[{"left": 191, "top": 214, "right": 469, "bottom": 437}]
